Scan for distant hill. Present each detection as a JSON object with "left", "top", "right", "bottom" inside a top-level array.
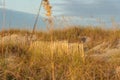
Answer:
[
  {"left": 0, "top": 8, "right": 45, "bottom": 30},
  {"left": 1, "top": 8, "right": 119, "bottom": 30}
]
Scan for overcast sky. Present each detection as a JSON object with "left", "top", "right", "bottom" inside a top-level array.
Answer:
[{"left": 0, "top": 0, "right": 120, "bottom": 17}]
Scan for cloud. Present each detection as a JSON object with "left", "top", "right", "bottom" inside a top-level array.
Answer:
[
  {"left": 52, "top": 0, "right": 120, "bottom": 17},
  {"left": 0, "top": 0, "right": 3, "bottom": 6}
]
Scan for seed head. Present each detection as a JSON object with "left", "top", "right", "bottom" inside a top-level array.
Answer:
[{"left": 42, "top": 0, "right": 52, "bottom": 17}]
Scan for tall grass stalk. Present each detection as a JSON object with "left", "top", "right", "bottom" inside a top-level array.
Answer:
[
  {"left": 32, "top": 0, "right": 43, "bottom": 39},
  {"left": 1, "top": 0, "right": 7, "bottom": 68},
  {"left": 42, "top": 0, "right": 56, "bottom": 79}
]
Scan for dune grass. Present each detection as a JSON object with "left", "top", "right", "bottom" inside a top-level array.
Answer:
[
  {"left": 0, "top": 26, "right": 120, "bottom": 80},
  {"left": 1, "top": 26, "right": 120, "bottom": 47},
  {"left": 0, "top": 41, "right": 120, "bottom": 80}
]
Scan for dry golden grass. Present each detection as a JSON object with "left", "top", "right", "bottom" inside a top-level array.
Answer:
[{"left": 0, "top": 26, "right": 120, "bottom": 80}]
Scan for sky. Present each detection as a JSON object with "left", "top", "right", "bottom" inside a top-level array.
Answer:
[
  {"left": 0, "top": 0, "right": 120, "bottom": 17},
  {"left": 0, "top": 0, "right": 120, "bottom": 27}
]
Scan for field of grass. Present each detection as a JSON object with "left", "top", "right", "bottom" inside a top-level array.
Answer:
[{"left": 0, "top": 26, "right": 120, "bottom": 80}]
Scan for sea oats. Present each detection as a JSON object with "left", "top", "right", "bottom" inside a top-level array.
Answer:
[{"left": 42, "top": 0, "right": 52, "bottom": 17}]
